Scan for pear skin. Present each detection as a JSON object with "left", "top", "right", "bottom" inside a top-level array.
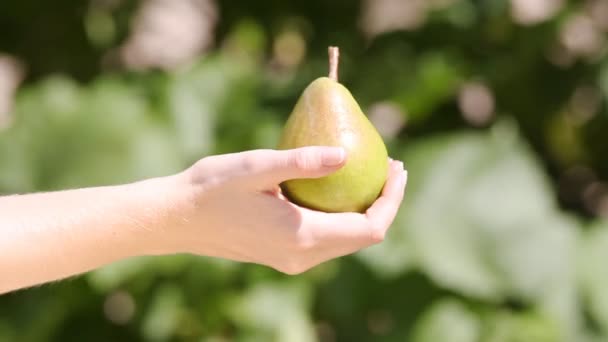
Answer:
[{"left": 278, "top": 47, "right": 388, "bottom": 213}]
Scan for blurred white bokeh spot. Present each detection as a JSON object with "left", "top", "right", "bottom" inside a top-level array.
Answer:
[
  {"left": 314, "top": 321, "right": 336, "bottom": 342},
  {"left": 360, "top": 0, "right": 428, "bottom": 38},
  {"left": 273, "top": 29, "right": 307, "bottom": 69},
  {"left": 458, "top": 82, "right": 495, "bottom": 126},
  {"left": 0, "top": 54, "right": 25, "bottom": 129},
  {"left": 568, "top": 85, "right": 601, "bottom": 124},
  {"left": 368, "top": 101, "right": 406, "bottom": 139},
  {"left": 120, "top": 0, "right": 218, "bottom": 70},
  {"left": 586, "top": 0, "right": 608, "bottom": 32},
  {"left": 104, "top": 290, "right": 136, "bottom": 325},
  {"left": 367, "top": 310, "right": 394, "bottom": 335},
  {"left": 560, "top": 13, "right": 605, "bottom": 58},
  {"left": 510, "top": 0, "right": 564, "bottom": 25},
  {"left": 598, "top": 195, "right": 608, "bottom": 219},
  {"left": 584, "top": 182, "right": 608, "bottom": 217}
]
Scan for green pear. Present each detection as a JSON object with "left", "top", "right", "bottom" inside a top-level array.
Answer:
[{"left": 278, "top": 46, "right": 388, "bottom": 213}]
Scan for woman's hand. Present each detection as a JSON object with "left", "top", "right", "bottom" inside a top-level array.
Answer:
[
  {"left": 0, "top": 146, "right": 406, "bottom": 293},
  {"left": 162, "top": 146, "right": 407, "bottom": 274}
]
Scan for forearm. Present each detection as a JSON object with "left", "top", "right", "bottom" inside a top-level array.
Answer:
[{"left": 0, "top": 175, "right": 182, "bottom": 294}]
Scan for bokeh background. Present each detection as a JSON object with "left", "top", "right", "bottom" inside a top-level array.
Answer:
[{"left": 1, "top": 0, "right": 608, "bottom": 341}]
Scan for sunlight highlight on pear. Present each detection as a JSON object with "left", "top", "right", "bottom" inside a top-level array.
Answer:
[{"left": 278, "top": 46, "right": 389, "bottom": 213}]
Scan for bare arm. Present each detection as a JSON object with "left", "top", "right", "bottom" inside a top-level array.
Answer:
[
  {"left": 0, "top": 176, "right": 181, "bottom": 294},
  {"left": 0, "top": 147, "right": 407, "bottom": 294}
]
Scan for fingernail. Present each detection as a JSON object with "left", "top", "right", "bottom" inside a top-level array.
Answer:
[
  {"left": 322, "top": 147, "right": 346, "bottom": 166},
  {"left": 402, "top": 170, "right": 408, "bottom": 187}
]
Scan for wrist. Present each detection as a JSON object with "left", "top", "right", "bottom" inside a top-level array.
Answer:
[{"left": 128, "top": 172, "right": 194, "bottom": 256}]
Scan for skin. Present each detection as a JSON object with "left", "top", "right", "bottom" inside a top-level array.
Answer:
[{"left": 0, "top": 146, "right": 407, "bottom": 295}]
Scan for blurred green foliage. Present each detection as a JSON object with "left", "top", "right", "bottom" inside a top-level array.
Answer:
[{"left": 1, "top": 0, "right": 608, "bottom": 341}]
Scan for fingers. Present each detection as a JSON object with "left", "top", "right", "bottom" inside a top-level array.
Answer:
[
  {"left": 306, "top": 160, "right": 406, "bottom": 243},
  {"left": 271, "top": 158, "right": 408, "bottom": 275},
  {"left": 189, "top": 146, "right": 346, "bottom": 189},
  {"left": 242, "top": 146, "right": 347, "bottom": 188},
  {"left": 293, "top": 158, "right": 406, "bottom": 246},
  {"left": 305, "top": 210, "right": 372, "bottom": 244},
  {"left": 365, "top": 160, "right": 407, "bottom": 239},
  {"left": 271, "top": 209, "right": 373, "bottom": 274}
]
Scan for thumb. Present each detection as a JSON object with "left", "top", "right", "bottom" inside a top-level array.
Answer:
[{"left": 245, "top": 146, "right": 346, "bottom": 187}]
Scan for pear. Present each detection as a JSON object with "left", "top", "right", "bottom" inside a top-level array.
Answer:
[{"left": 278, "top": 46, "right": 388, "bottom": 213}]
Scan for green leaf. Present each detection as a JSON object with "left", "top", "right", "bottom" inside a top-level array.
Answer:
[
  {"left": 127, "top": 119, "right": 183, "bottom": 179},
  {"left": 580, "top": 220, "right": 608, "bottom": 335},
  {"left": 0, "top": 128, "right": 34, "bottom": 193},
  {"left": 411, "top": 298, "right": 481, "bottom": 342},
  {"left": 0, "top": 321, "right": 17, "bottom": 342},
  {"left": 88, "top": 255, "right": 194, "bottom": 292},
  {"left": 227, "top": 281, "right": 316, "bottom": 342},
  {"left": 483, "top": 310, "right": 561, "bottom": 342},
  {"left": 88, "top": 257, "right": 153, "bottom": 292},
  {"left": 356, "top": 208, "right": 416, "bottom": 277},
  {"left": 397, "top": 52, "right": 464, "bottom": 121},
  {"left": 365, "top": 121, "right": 581, "bottom": 339},
  {"left": 142, "top": 284, "right": 185, "bottom": 341},
  {"left": 404, "top": 121, "right": 577, "bottom": 296},
  {"left": 167, "top": 60, "right": 222, "bottom": 161}
]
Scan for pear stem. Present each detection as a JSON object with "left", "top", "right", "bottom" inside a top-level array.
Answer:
[{"left": 328, "top": 46, "right": 339, "bottom": 82}]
